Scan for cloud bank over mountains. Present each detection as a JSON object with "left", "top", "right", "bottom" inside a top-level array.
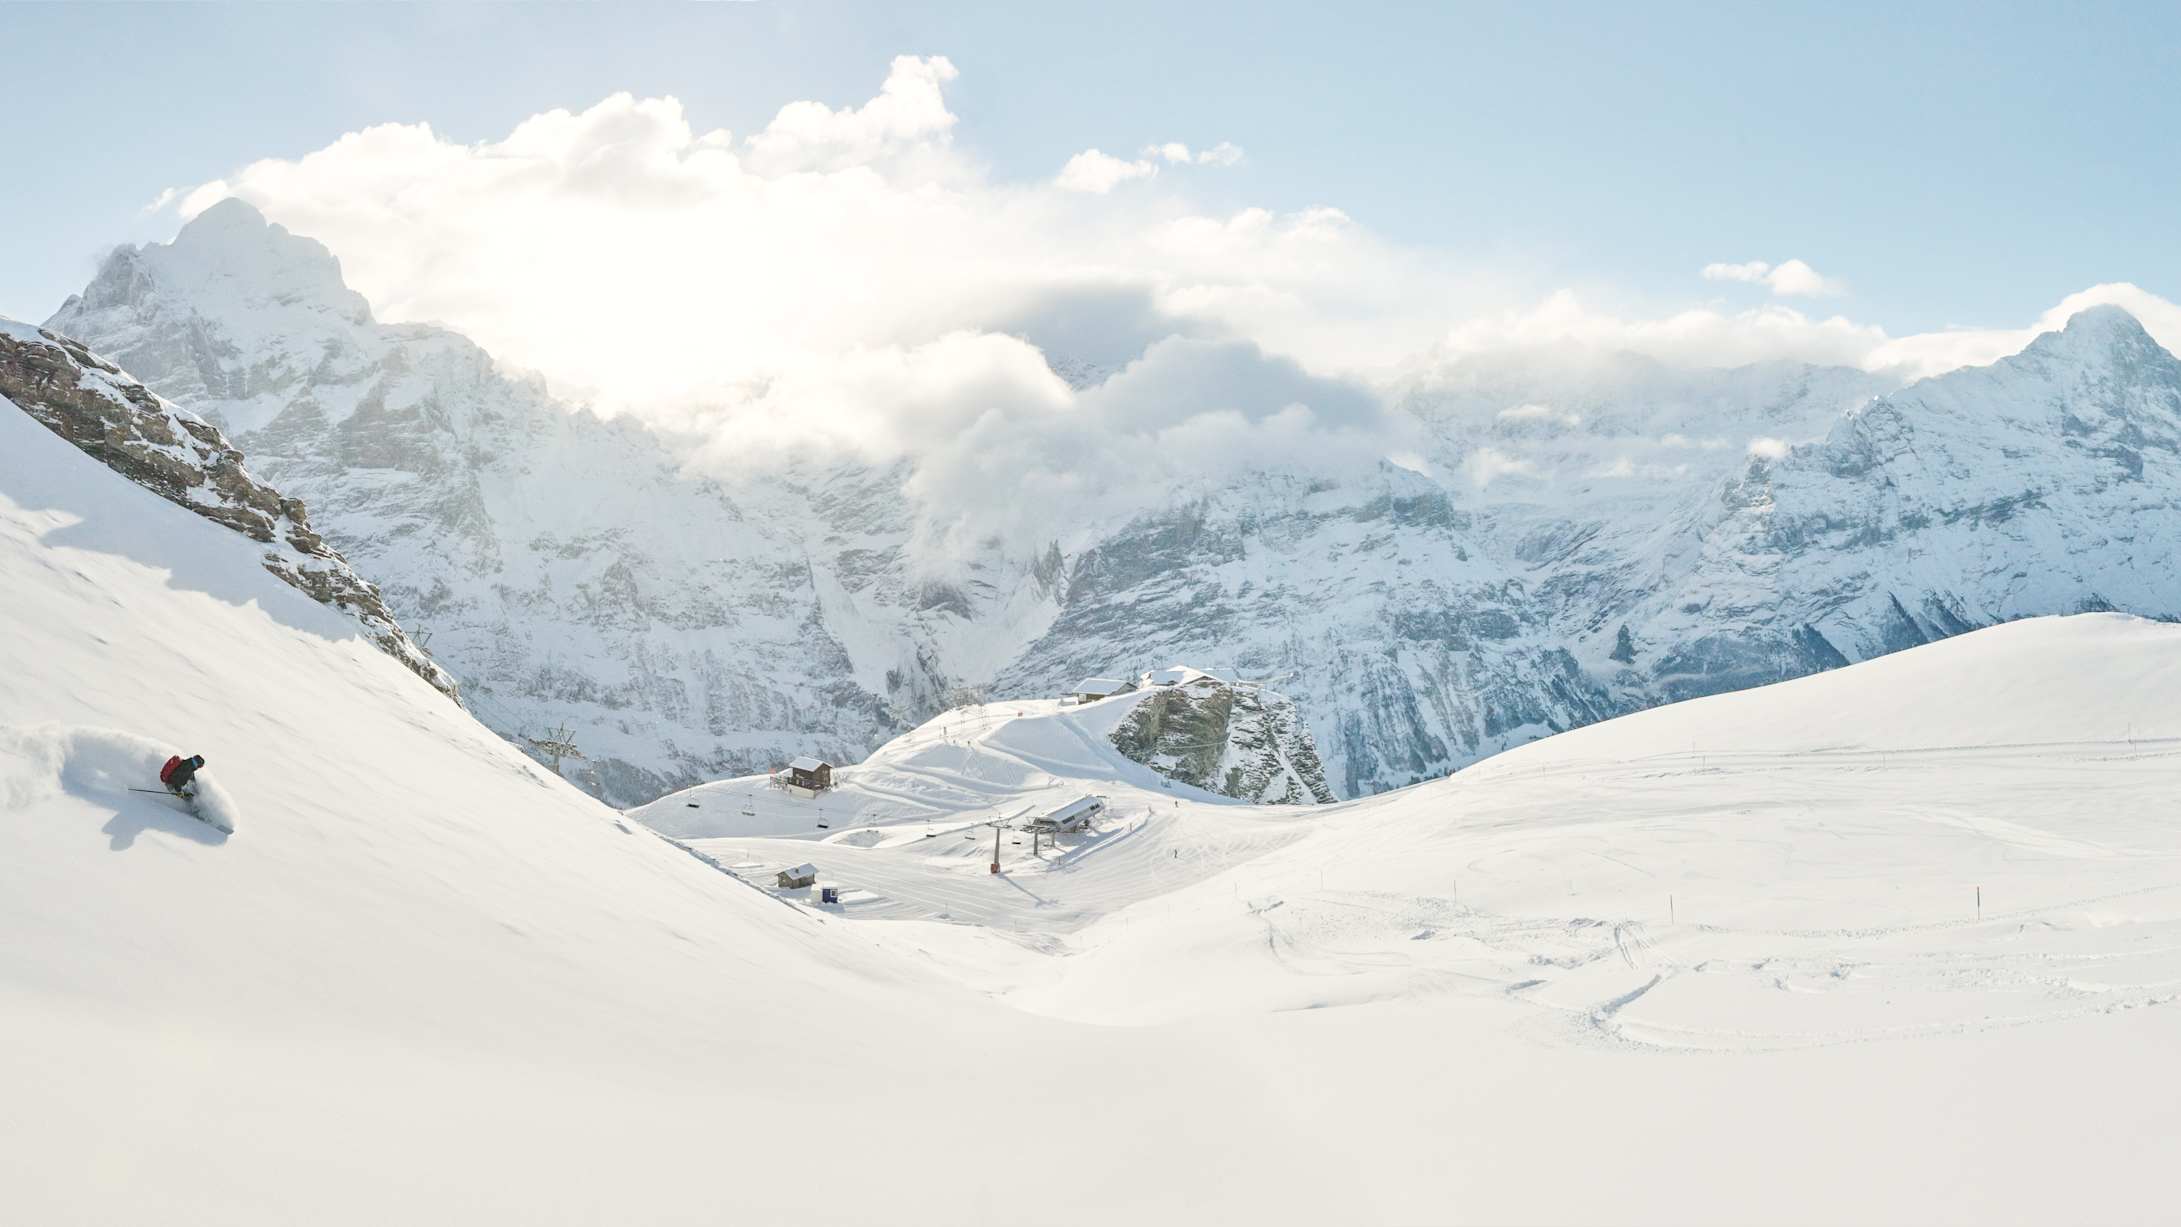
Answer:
[{"left": 148, "top": 54, "right": 2181, "bottom": 552}]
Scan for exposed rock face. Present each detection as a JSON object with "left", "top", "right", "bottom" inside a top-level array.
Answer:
[
  {"left": 0, "top": 318, "right": 455, "bottom": 699},
  {"left": 1109, "top": 674, "right": 1334, "bottom": 804}
]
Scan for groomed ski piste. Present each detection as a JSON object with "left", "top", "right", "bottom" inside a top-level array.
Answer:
[
  {"left": 8, "top": 378, "right": 2181, "bottom": 1224},
  {"left": 631, "top": 690, "right": 1327, "bottom": 933}
]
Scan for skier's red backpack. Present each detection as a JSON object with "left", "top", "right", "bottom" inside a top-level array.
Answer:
[{"left": 159, "top": 755, "right": 183, "bottom": 786}]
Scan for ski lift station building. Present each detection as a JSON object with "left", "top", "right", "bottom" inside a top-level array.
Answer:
[
  {"left": 1029, "top": 795, "right": 1105, "bottom": 833},
  {"left": 782, "top": 756, "right": 834, "bottom": 793},
  {"left": 1141, "top": 665, "right": 1215, "bottom": 689},
  {"left": 1069, "top": 676, "right": 1133, "bottom": 704}
]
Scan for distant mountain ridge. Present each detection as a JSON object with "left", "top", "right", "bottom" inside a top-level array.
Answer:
[{"left": 47, "top": 202, "right": 2181, "bottom": 801}]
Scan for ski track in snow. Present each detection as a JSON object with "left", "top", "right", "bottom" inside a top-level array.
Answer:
[{"left": 1, "top": 723, "right": 240, "bottom": 836}]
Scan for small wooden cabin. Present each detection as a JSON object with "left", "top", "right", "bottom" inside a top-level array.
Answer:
[
  {"left": 785, "top": 756, "right": 834, "bottom": 792},
  {"left": 776, "top": 863, "right": 818, "bottom": 889}
]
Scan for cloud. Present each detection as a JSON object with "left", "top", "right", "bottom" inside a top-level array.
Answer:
[
  {"left": 1747, "top": 436, "right": 1791, "bottom": 460},
  {"left": 1495, "top": 402, "right": 1581, "bottom": 427},
  {"left": 1056, "top": 149, "right": 1158, "bottom": 193},
  {"left": 745, "top": 55, "right": 960, "bottom": 174},
  {"left": 1461, "top": 447, "right": 1537, "bottom": 489},
  {"left": 1056, "top": 139, "right": 1244, "bottom": 192},
  {"left": 1763, "top": 259, "right": 1840, "bottom": 297},
  {"left": 1429, "top": 281, "right": 2181, "bottom": 383},
  {"left": 148, "top": 56, "right": 2181, "bottom": 560},
  {"left": 1437, "top": 290, "right": 1890, "bottom": 369},
  {"left": 665, "top": 330, "right": 1405, "bottom": 560},
  {"left": 986, "top": 282, "right": 1208, "bottom": 377},
  {"left": 168, "top": 58, "right": 1430, "bottom": 412},
  {"left": 1701, "top": 257, "right": 1844, "bottom": 297},
  {"left": 1701, "top": 260, "right": 1772, "bottom": 285}
]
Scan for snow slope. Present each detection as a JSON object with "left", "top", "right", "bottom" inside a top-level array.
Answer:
[
  {"left": 633, "top": 690, "right": 1224, "bottom": 840},
  {"left": 8, "top": 358, "right": 2181, "bottom": 1222},
  {"left": 0, "top": 364, "right": 1331, "bottom": 1224},
  {"left": 633, "top": 675, "right": 1325, "bottom": 844},
  {"left": 1034, "top": 613, "right": 2181, "bottom": 1020},
  {"left": 645, "top": 613, "right": 2181, "bottom": 1223},
  {"left": 630, "top": 690, "right": 1326, "bottom": 933}
]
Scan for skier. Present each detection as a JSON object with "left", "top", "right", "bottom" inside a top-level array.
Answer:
[{"left": 159, "top": 753, "right": 205, "bottom": 798}]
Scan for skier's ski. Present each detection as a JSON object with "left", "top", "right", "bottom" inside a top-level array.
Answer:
[{"left": 127, "top": 786, "right": 228, "bottom": 834}]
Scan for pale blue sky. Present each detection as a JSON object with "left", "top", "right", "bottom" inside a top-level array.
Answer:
[{"left": 4, "top": 0, "right": 2177, "bottom": 331}]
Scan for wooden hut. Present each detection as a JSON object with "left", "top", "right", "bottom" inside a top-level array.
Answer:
[
  {"left": 775, "top": 863, "right": 817, "bottom": 889},
  {"left": 785, "top": 756, "right": 834, "bottom": 792}
]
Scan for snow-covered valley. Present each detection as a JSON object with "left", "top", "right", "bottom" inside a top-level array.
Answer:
[{"left": 7, "top": 349, "right": 2181, "bottom": 1222}]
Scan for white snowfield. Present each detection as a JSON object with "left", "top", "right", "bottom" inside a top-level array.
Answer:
[
  {"left": 635, "top": 686, "right": 1226, "bottom": 839},
  {"left": 8, "top": 384, "right": 2181, "bottom": 1223}
]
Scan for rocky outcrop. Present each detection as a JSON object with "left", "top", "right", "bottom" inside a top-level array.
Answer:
[
  {"left": 1109, "top": 673, "right": 1334, "bottom": 804},
  {"left": 0, "top": 319, "right": 457, "bottom": 700}
]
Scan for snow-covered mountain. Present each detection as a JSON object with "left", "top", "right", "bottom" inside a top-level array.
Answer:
[
  {"left": 996, "top": 311, "right": 2181, "bottom": 792},
  {"left": 49, "top": 202, "right": 2181, "bottom": 803},
  {"left": 10, "top": 368, "right": 2181, "bottom": 1221},
  {"left": 47, "top": 200, "right": 1050, "bottom": 803},
  {"left": 1628, "top": 304, "right": 2181, "bottom": 688}
]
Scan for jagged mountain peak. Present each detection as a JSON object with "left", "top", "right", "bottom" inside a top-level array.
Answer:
[
  {"left": 106, "top": 197, "right": 369, "bottom": 327},
  {"left": 177, "top": 194, "right": 271, "bottom": 231},
  {"left": 2020, "top": 303, "right": 2167, "bottom": 365}
]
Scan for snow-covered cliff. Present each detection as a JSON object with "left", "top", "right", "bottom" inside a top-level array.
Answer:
[{"left": 0, "top": 316, "right": 453, "bottom": 699}]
